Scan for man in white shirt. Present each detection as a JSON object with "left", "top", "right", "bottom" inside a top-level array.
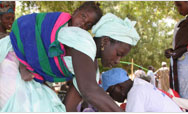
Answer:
[
  {"left": 134, "top": 67, "right": 146, "bottom": 78},
  {"left": 101, "top": 68, "right": 182, "bottom": 112},
  {"left": 147, "top": 66, "right": 156, "bottom": 86}
]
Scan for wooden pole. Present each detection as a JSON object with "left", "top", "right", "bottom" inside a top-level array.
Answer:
[{"left": 131, "top": 58, "right": 134, "bottom": 80}]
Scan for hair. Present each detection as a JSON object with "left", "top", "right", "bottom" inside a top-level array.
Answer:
[
  {"left": 148, "top": 66, "right": 153, "bottom": 70},
  {"left": 109, "top": 38, "right": 118, "bottom": 44},
  {"left": 77, "top": 1, "right": 103, "bottom": 24},
  {"left": 107, "top": 79, "right": 133, "bottom": 100},
  {"left": 140, "top": 76, "right": 151, "bottom": 82},
  {"left": 93, "top": 36, "right": 125, "bottom": 46}
]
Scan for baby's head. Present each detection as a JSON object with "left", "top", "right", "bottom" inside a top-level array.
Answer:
[{"left": 71, "top": 1, "right": 103, "bottom": 30}]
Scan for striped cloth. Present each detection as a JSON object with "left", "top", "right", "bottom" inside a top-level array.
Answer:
[{"left": 9, "top": 12, "right": 74, "bottom": 83}]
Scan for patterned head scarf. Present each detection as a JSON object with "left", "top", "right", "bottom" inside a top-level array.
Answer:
[
  {"left": 92, "top": 13, "right": 140, "bottom": 46},
  {"left": 0, "top": 1, "right": 15, "bottom": 15}
]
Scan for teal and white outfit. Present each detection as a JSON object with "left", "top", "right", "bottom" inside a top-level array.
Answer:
[{"left": 0, "top": 27, "right": 97, "bottom": 112}]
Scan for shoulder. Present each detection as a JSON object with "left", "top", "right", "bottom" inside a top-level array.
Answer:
[
  {"left": 129, "top": 78, "right": 151, "bottom": 94},
  {"left": 58, "top": 27, "right": 94, "bottom": 44},
  {"left": 58, "top": 27, "right": 96, "bottom": 61},
  {"left": 175, "top": 18, "right": 186, "bottom": 28}
]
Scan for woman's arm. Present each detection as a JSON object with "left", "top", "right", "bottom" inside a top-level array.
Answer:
[
  {"left": 70, "top": 48, "right": 123, "bottom": 112},
  {"left": 64, "top": 84, "right": 82, "bottom": 112}
]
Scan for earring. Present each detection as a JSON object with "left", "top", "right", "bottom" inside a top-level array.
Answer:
[{"left": 101, "top": 46, "right": 104, "bottom": 51}]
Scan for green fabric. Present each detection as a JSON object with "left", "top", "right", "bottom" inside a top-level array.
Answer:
[
  {"left": 35, "top": 13, "right": 57, "bottom": 78},
  {"left": 48, "top": 22, "right": 72, "bottom": 79},
  {"left": 48, "top": 41, "right": 64, "bottom": 57},
  {"left": 11, "top": 20, "right": 24, "bottom": 55},
  {"left": 48, "top": 23, "right": 68, "bottom": 58},
  {"left": 55, "top": 22, "right": 71, "bottom": 77},
  {"left": 48, "top": 22, "right": 70, "bottom": 81}
]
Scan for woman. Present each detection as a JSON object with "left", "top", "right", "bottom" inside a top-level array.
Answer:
[
  {"left": 0, "top": 13, "right": 140, "bottom": 112},
  {"left": 165, "top": 1, "right": 188, "bottom": 99},
  {"left": 0, "top": 1, "right": 15, "bottom": 39},
  {"left": 64, "top": 13, "right": 140, "bottom": 112}
]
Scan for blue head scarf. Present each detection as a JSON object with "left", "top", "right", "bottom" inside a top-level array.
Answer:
[{"left": 101, "top": 68, "right": 129, "bottom": 91}]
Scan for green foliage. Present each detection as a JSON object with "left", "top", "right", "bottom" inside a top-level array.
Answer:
[{"left": 15, "top": 1, "right": 184, "bottom": 74}]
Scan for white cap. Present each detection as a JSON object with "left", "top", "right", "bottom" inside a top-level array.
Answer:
[{"left": 162, "top": 62, "right": 167, "bottom": 66}]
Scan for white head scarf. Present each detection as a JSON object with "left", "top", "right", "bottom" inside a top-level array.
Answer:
[{"left": 92, "top": 13, "right": 140, "bottom": 46}]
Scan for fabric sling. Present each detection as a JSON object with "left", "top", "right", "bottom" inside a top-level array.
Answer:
[{"left": 9, "top": 12, "right": 74, "bottom": 83}]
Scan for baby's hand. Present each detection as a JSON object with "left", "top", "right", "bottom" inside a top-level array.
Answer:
[{"left": 19, "top": 62, "right": 34, "bottom": 81}]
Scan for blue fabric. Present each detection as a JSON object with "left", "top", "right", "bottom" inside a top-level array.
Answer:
[
  {"left": 41, "top": 12, "right": 64, "bottom": 78},
  {"left": 9, "top": 12, "right": 73, "bottom": 83},
  {"left": 101, "top": 68, "right": 129, "bottom": 91}
]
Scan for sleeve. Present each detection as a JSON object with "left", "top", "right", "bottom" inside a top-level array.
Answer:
[
  {"left": 57, "top": 27, "right": 96, "bottom": 61},
  {"left": 126, "top": 87, "right": 146, "bottom": 112}
]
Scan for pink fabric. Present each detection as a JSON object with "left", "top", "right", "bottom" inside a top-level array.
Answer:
[
  {"left": 5, "top": 51, "right": 16, "bottom": 61},
  {"left": 32, "top": 72, "right": 44, "bottom": 80},
  {"left": 50, "top": 12, "right": 71, "bottom": 76},
  {"left": 50, "top": 12, "right": 71, "bottom": 43},
  {"left": 15, "top": 56, "right": 34, "bottom": 72},
  {"left": 0, "top": 56, "right": 18, "bottom": 108},
  {"left": 14, "top": 54, "right": 44, "bottom": 80},
  {"left": 60, "top": 44, "right": 69, "bottom": 70}
]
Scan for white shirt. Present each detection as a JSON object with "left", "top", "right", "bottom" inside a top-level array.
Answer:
[
  {"left": 126, "top": 78, "right": 182, "bottom": 112},
  {"left": 147, "top": 70, "right": 155, "bottom": 86}
]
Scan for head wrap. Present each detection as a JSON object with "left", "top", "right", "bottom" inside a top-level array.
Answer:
[
  {"left": 92, "top": 13, "right": 140, "bottom": 46},
  {"left": 162, "top": 62, "right": 167, "bottom": 66},
  {"left": 0, "top": 1, "right": 15, "bottom": 15},
  {"left": 101, "top": 68, "right": 129, "bottom": 91}
]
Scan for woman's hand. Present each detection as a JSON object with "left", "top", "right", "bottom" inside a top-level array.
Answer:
[
  {"left": 71, "top": 48, "right": 123, "bottom": 112},
  {"left": 172, "top": 47, "right": 187, "bottom": 59},
  {"left": 164, "top": 48, "right": 174, "bottom": 58},
  {"left": 19, "top": 62, "right": 34, "bottom": 81}
]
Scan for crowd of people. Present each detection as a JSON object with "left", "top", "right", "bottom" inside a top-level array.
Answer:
[{"left": 0, "top": 1, "right": 188, "bottom": 112}]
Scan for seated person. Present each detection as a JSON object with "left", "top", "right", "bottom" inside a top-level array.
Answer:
[{"left": 101, "top": 68, "right": 182, "bottom": 112}]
